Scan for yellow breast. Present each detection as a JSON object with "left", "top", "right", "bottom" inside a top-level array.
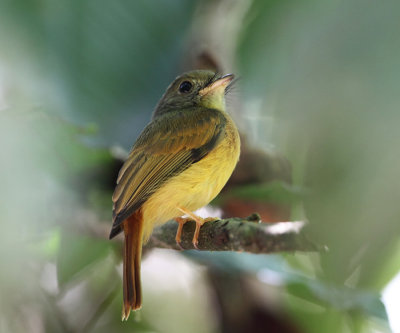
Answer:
[{"left": 141, "top": 113, "right": 240, "bottom": 241}]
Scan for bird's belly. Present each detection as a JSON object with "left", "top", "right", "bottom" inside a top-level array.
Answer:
[{"left": 141, "top": 131, "right": 240, "bottom": 241}]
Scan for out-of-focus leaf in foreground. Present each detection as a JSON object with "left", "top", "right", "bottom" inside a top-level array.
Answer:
[{"left": 57, "top": 233, "right": 111, "bottom": 287}]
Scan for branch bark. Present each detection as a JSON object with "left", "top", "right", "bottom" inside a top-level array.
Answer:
[
  {"left": 145, "top": 214, "right": 318, "bottom": 254},
  {"left": 82, "top": 211, "right": 318, "bottom": 254}
]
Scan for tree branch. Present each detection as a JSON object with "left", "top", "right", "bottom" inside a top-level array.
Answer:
[
  {"left": 145, "top": 214, "right": 318, "bottom": 254},
  {"left": 82, "top": 211, "right": 318, "bottom": 254}
]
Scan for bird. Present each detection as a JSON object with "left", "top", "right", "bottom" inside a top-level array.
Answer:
[{"left": 110, "top": 70, "right": 240, "bottom": 320}]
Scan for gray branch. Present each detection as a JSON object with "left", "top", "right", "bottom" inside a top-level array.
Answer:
[{"left": 145, "top": 214, "right": 318, "bottom": 253}]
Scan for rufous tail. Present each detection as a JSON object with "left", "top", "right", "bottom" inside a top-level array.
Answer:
[{"left": 122, "top": 209, "right": 143, "bottom": 320}]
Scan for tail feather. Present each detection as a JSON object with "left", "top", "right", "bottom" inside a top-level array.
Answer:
[{"left": 122, "top": 210, "right": 143, "bottom": 320}]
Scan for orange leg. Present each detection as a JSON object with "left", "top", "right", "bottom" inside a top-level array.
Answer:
[
  {"left": 177, "top": 207, "right": 218, "bottom": 249},
  {"left": 174, "top": 216, "right": 192, "bottom": 245}
]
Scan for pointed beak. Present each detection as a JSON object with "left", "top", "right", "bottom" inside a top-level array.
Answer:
[{"left": 199, "top": 74, "right": 235, "bottom": 97}]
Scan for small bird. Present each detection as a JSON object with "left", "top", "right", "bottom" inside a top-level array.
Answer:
[{"left": 110, "top": 70, "right": 240, "bottom": 320}]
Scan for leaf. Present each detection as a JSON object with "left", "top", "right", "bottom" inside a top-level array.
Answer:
[
  {"left": 286, "top": 280, "right": 387, "bottom": 321},
  {"left": 187, "top": 251, "right": 388, "bottom": 321},
  {"left": 57, "top": 232, "right": 111, "bottom": 287},
  {"left": 217, "top": 181, "right": 304, "bottom": 205}
]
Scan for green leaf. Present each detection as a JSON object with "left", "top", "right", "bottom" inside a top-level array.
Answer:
[
  {"left": 287, "top": 280, "right": 387, "bottom": 321},
  {"left": 30, "top": 229, "right": 61, "bottom": 259},
  {"left": 188, "top": 251, "right": 388, "bottom": 321},
  {"left": 220, "top": 181, "right": 304, "bottom": 204},
  {"left": 57, "top": 232, "right": 111, "bottom": 287}
]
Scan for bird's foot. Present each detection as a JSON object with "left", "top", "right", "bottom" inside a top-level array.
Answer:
[
  {"left": 176, "top": 207, "right": 219, "bottom": 249},
  {"left": 174, "top": 216, "right": 192, "bottom": 248}
]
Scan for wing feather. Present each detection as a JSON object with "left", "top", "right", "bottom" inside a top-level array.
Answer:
[{"left": 109, "top": 108, "right": 226, "bottom": 238}]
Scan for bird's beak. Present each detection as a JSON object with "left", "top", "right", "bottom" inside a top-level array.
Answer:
[{"left": 199, "top": 74, "right": 234, "bottom": 97}]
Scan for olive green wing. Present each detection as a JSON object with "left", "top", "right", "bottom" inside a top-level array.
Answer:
[{"left": 109, "top": 108, "right": 226, "bottom": 239}]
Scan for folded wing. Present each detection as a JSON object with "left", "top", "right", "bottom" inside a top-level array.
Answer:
[{"left": 109, "top": 108, "right": 226, "bottom": 239}]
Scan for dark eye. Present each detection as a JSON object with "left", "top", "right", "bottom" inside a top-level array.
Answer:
[{"left": 179, "top": 81, "right": 193, "bottom": 93}]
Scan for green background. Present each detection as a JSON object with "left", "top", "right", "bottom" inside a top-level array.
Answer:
[{"left": 0, "top": 0, "right": 399, "bottom": 332}]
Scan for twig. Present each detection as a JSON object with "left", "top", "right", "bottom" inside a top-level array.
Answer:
[
  {"left": 83, "top": 212, "right": 318, "bottom": 254},
  {"left": 145, "top": 214, "right": 318, "bottom": 253}
]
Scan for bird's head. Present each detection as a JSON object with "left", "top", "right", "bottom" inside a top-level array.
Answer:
[{"left": 153, "top": 70, "right": 234, "bottom": 118}]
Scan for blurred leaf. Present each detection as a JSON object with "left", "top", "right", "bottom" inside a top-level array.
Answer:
[
  {"left": 189, "top": 251, "right": 388, "bottom": 322},
  {"left": 368, "top": 240, "right": 400, "bottom": 291},
  {"left": 239, "top": 0, "right": 400, "bottom": 303},
  {"left": 0, "top": 0, "right": 198, "bottom": 147},
  {"left": 31, "top": 229, "right": 61, "bottom": 259},
  {"left": 225, "top": 181, "right": 304, "bottom": 204},
  {"left": 57, "top": 232, "right": 111, "bottom": 287},
  {"left": 286, "top": 281, "right": 387, "bottom": 321}
]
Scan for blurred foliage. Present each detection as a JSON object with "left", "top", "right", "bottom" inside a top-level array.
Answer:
[
  {"left": 221, "top": 181, "right": 303, "bottom": 204},
  {"left": 190, "top": 251, "right": 387, "bottom": 320},
  {"left": 0, "top": 0, "right": 196, "bottom": 147},
  {"left": 1, "top": 0, "right": 400, "bottom": 332},
  {"left": 242, "top": 0, "right": 400, "bottom": 286}
]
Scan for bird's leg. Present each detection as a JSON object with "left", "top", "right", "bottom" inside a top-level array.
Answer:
[
  {"left": 174, "top": 216, "right": 192, "bottom": 246},
  {"left": 177, "top": 207, "right": 218, "bottom": 249},
  {"left": 192, "top": 217, "right": 217, "bottom": 249}
]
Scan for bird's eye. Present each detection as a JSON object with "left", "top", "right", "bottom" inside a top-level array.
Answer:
[{"left": 179, "top": 81, "right": 193, "bottom": 93}]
